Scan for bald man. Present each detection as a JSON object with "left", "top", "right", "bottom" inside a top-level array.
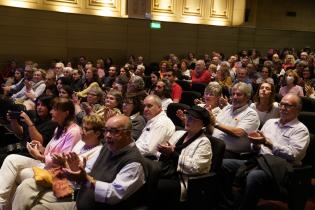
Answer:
[
  {"left": 25, "top": 115, "right": 148, "bottom": 210},
  {"left": 136, "top": 95, "right": 175, "bottom": 159},
  {"left": 220, "top": 94, "right": 310, "bottom": 210}
]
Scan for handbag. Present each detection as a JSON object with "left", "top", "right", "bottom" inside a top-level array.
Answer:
[{"left": 32, "top": 166, "right": 74, "bottom": 198}]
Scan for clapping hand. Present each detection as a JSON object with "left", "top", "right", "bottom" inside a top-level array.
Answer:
[
  {"left": 52, "top": 153, "right": 66, "bottom": 167},
  {"left": 72, "top": 93, "right": 80, "bottom": 105},
  {"left": 194, "top": 98, "right": 203, "bottom": 105},
  {"left": 305, "top": 84, "right": 314, "bottom": 97},
  {"left": 157, "top": 142, "right": 175, "bottom": 156},
  {"left": 248, "top": 131, "right": 266, "bottom": 145},
  {"left": 63, "top": 152, "right": 87, "bottom": 182}
]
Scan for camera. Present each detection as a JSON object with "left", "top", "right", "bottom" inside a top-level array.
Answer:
[{"left": 9, "top": 111, "right": 21, "bottom": 119}]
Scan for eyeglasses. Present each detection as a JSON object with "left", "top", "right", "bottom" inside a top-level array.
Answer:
[
  {"left": 82, "top": 127, "right": 94, "bottom": 132},
  {"left": 103, "top": 127, "right": 130, "bottom": 135},
  {"left": 279, "top": 102, "right": 297, "bottom": 110}
]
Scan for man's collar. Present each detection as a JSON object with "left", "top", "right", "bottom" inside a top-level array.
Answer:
[
  {"left": 232, "top": 104, "right": 249, "bottom": 114},
  {"left": 147, "top": 111, "right": 165, "bottom": 123},
  {"left": 275, "top": 117, "right": 299, "bottom": 128}
]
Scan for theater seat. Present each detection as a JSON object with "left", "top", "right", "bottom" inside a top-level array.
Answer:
[
  {"left": 180, "top": 91, "right": 201, "bottom": 107},
  {"left": 185, "top": 136, "right": 226, "bottom": 210}
]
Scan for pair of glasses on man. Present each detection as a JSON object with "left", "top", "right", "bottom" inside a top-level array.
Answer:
[
  {"left": 103, "top": 127, "right": 130, "bottom": 134},
  {"left": 279, "top": 102, "right": 298, "bottom": 110}
]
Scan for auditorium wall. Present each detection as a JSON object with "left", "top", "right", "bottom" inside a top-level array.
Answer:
[{"left": 1, "top": 0, "right": 315, "bottom": 68}]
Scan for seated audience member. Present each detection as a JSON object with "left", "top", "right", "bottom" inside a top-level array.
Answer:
[
  {"left": 219, "top": 94, "right": 310, "bottom": 210},
  {"left": 20, "top": 115, "right": 149, "bottom": 210},
  {"left": 70, "top": 69, "right": 84, "bottom": 92},
  {"left": 96, "top": 58, "right": 105, "bottom": 80},
  {"left": 190, "top": 60, "right": 211, "bottom": 84},
  {"left": 233, "top": 68, "right": 252, "bottom": 90},
  {"left": 279, "top": 70, "right": 304, "bottom": 97},
  {"left": 12, "top": 69, "right": 46, "bottom": 108},
  {"left": 156, "top": 106, "right": 212, "bottom": 208},
  {"left": 146, "top": 71, "right": 160, "bottom": 95},
  {"left": 63, "top": 66, "right": 73, "bottom": 79},
  {"left": 216, "top": 66, "right": 233, "bottom": 90},
  {"left": 2, "top": 68, "right": 24, "bottom": 96},
  {"left": 58, "top": 85, "right": 73, "bottom": 99},
  {"left": 178, "top": 59, "right": 191, "bottom": 80},
  {"left": 102, "top": 89, "right": 123, "bottom": 122},
  {"left": 256, "top": 66, "right": 274, "bottom": 85},
  {"left": 1, "top": 95, "right": 57, "bottom": 164},
  {"left": 194, "top": 81, "right": 223, "bottom": 117},
  {"left": 44, "top": 70, "right": 56, "bottom": 91},
  {"left": 282, "top": 54, "right": 295, "bottom": 71},
  {"left": 246, "top": 63, "right": 259, "bottom": 84},
  {"left": 11, "top": 114, "right": 104, "bottom": 210},
  {"left": 164, "top": 69, "right": 182, "bottom": 103},
  {"left": 73, "top": 86, "right": 104, "bottom": 125},
  {"left": 127, "top": 75, "right": 145, "bottom": 94},
  {"left": 122, "top": 93, "right": 146, "bottom": 141},
  {"left": 55, "top": 62, "right": 65, "bottom": 79},
  {"left": 136, "top": 95, "right": 175, "bottom": 159},
  {"left": 159, "top": 60, "right": 171, "bottom": 78},
  {"left": 135, "top": 64, "right": 145, "bottom": 77},
  {"left": 0, "top": 60, "right": 18, "bottom": 84},
  {"left": 100, "top": 65, "right": 116, "bottom": 91},
  {"left": 250, "top": 82, "right": 279, "bottom": 127},
  {"left": 77, "top": 67, "right": 100, "bottom": 98},
  {"left": 111, "top": 75, "right": 129, "bottom": 94},
  {"left": 2, "top": 65, "right": 33, "bottom": 97},
  {"left": 0, "top": 98, "right": 81, "bottom": 209},
  {"left": 119, "top": 66, "right": 131, "bottom": 80},
  {"left": 212, "top": 82, "right": 260, "bottom": 158},
  {"left": 56, "top": 76, "right": 72, "bottom": 94},
  {"left": 153, "top": 78, "right": 173, "bottom": 111},
  {"left": 299, "top": 67, "right": 315, "bottom": 95}
]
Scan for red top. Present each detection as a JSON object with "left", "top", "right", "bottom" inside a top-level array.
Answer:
[
  {"left": 191, "top": 70, "right": 211, "bottom": 84},
  {"left": 172, "top": 82, "right": 183, "bottom": 101}
]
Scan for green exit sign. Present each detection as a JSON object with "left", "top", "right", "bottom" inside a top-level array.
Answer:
[{"left": 150, "top": 21, "right": 161, "bottom": 29}]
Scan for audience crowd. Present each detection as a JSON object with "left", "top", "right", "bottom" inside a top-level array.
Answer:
[{"left": 0, "top": 47, "right": 313, "bottom": 210}]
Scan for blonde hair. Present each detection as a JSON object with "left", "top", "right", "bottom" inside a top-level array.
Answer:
[
  {"left": 285, "top": 55, "right": 295, "bottom": 65},
  {"left": 83, "top": 114, "right": 104, "bottom": 139}
]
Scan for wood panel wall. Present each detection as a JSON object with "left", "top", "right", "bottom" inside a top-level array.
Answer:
[{"left": 1, "top": 5, "right": 315, "bottom": 69}]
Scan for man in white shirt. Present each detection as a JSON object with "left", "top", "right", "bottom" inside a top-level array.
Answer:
[
  {"left": 212, "top": 82, "right": 260, "bottom": 157},
  {"left": 220, "top": 94, "right": 310, "bottom": 210},
  {"left": 136, "top": 95, "right": 175, "bottom": 159}
]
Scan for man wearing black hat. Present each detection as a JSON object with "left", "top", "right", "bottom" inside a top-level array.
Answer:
[{"left": 155, "top": 106, "right": 213, "bottom": 209}]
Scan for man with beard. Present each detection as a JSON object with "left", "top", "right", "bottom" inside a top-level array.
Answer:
[
  {"left": 212, "top": 82, "right": 260, "bottom": 158},
  {"left": 153, "top": 79, "right": 173, "bottom": 111}
]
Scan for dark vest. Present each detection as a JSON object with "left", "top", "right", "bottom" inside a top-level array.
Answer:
[{"left": 76, "top": 144, "right": 146, "bottom": 210}]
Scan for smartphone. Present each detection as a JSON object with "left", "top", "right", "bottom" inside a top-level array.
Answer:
[{"left": 9, "top": 111, "right": 21, "bottom": 119}]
